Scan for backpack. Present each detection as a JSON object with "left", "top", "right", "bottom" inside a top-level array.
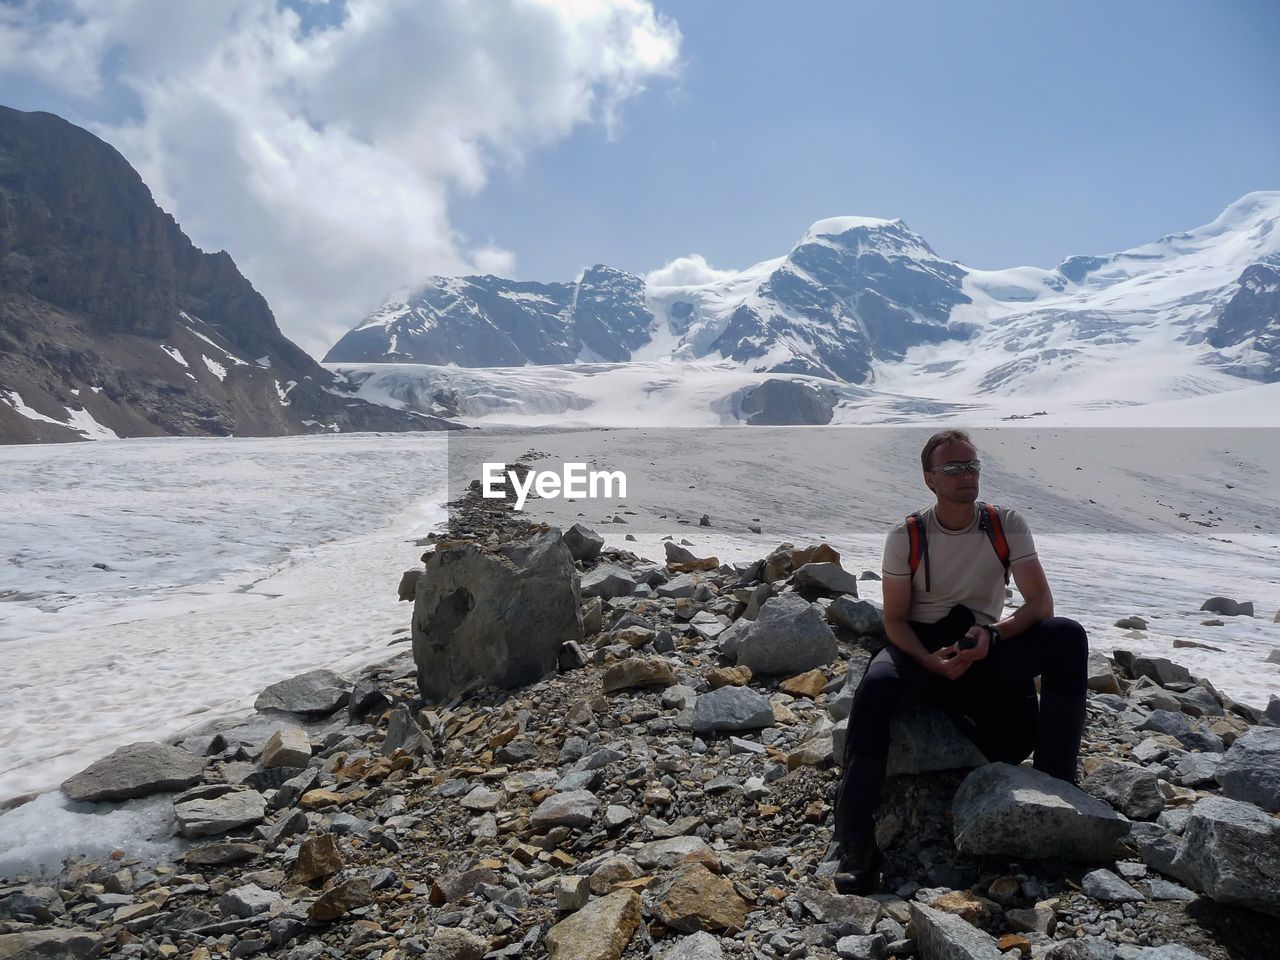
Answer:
[{"left": 906, "top": 501, "right": 1011, "bottom": 592}]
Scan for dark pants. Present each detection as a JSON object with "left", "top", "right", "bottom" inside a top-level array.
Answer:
[{"left": 833, "top": 607, "right": 1089, "bottom": 851}]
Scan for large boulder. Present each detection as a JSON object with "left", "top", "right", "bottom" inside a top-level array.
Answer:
[
  {"left": 563, "top": 523, "right": 605, "bottom": 562},
  {"left": 952, "top": 763, "right": 1129, "bottom": 862},
  {"left": 1199, "top": 597, "right": 1253, "bottom": 617},
  {"left": 827, "top": 597, "right": 884, "bottom": 636},
  {"left": 62, "top": 742, "right": 205, "bottom": 803},
  {"left": 733, "top": 593, "right": 838, "bottom": 676},
  {"left": 1081, "top": 759, "right": 1165, "bottom": 820},
  {"left": 255, "top": 668, "right": 351, "bottom": 715},
  {"left": 1213, "top": 726, "right": 1280, "bottom": 811},
  {"left": 691, "top": 686, "right": 775, "bottom": 734},
  {"left": 1169, "top": 795, "right": 1280, "bottom": 916},
  {"left": 413, "top": 529, "right": 584, "bottom": 702},
  {"left": 1086, "top": 652, "right": 1122, "bottom": 695},
  {"left": 0, "top": 929, "right": 102, "bottom": 959},
  {"left": 580, "top": 563, "right": 637, "bottom": 600},
  {"left": 545, "top": 888, "right": 642, "bottom": 960},
  {"left": 908, "top": 902, "right": 1004, "bottom": 960},
  {"left": 885, "top": 706, "right": 989, "bottom": 777},
  {"left": 1129, "top": 656, "right": 1192, "bottom": 687},
  {"left": 174, "top": 790, "right": 267, "bottom": 838},
  {"left": 792, "top": 562, "right": 859, "bottom": 596}
]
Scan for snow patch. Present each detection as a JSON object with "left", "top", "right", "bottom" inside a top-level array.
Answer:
[
  {"left": 2, "top": 391, "right": 71, "bottom": 428},
  {"left": 202, "top": 356, "right": 228, "bottom": 381},
  {"left": 159, "top": 344, "right": 189, "bottom": 367}
]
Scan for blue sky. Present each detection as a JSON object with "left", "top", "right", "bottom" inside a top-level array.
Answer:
[
  {"left": 1, "top": 0, "right": 1277, "bottom": 353},
  {"left": 456, "top": 0, "right": 1280, "bottom": 277}
]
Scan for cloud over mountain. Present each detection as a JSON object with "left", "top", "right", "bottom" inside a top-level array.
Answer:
[{"left": 0, "top": 0, "right": 681, "bottom": 356}]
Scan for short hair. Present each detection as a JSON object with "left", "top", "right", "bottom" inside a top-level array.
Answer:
[{"left": 921, "top": 429, "right": 975, "bottom": 471}]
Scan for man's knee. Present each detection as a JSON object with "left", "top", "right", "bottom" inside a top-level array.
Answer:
[{"left": 1040, "top": 617, "right": 1088, "bottom": 690}]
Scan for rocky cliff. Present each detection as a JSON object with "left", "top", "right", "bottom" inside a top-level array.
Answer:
[{"left": 0, "top": 105, "right": 459, "bottom": 443}]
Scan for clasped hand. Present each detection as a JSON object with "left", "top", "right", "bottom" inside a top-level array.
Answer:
[{"left": 925, "top": 625, "right": 990, "bottom": 680}]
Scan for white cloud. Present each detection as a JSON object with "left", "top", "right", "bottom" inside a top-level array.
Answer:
[
  {"left": 646, "top": 253, "right": 738, "bottom": 287},
  {"left": 1, "top": 0, "right": 681, "bottom": 357}
]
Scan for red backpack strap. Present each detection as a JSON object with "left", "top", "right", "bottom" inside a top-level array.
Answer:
[
  {"left": 978, "top": 502, "right": 1011, "bottom": 582},
  {"left": 906, "top": 512, "right": 930, "bottom": 591}
]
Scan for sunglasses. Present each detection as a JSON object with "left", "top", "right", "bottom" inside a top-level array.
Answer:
[{"left": 929, "top": 459, "right": 981, "bottom": 476}]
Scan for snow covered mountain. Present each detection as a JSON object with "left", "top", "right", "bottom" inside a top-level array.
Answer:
[{"left": 325, "top": 193, "right": 1280, "bottom": 392}]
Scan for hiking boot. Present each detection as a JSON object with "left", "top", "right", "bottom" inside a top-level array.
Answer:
[{"left": 832, "top": 826, "right": 882, "bottom": 896}]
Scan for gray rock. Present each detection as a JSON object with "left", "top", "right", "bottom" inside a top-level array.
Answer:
[
  {"left": 1081, "top": 759, "right": 1164, "bottom": 820},
  {"left": 1126, "top": 822, "right": 1182, "bottom": 877},
  {"left": 794, "top": 887, "right": 881, "bottom": 932},
  {"left": 1121, "top": 947, "right": 1210, "bottom": 960},
  {"left": 425, "top": 928, "right": 488, "bottom": 960},
  {"left": 885, "top": 706, "right": 989, "bottom": 777},
  {"left": 1086, "top": 653, "right": 1122, "bottom": 695},
  {"left": 826, "top": 656, "right": 870, "bottom": 721},
  {"left": 1199, "top": 596, "right": 1253, "bottom": 617},
  {"left": 61, "top": 741, "right": 205, "bottom": 803},
  {"left": 836, "top": 933, "right": 888, "bottom": 960},
  {"left": 1171, "top": 686, "right": 1224, "bottom": 718},
  {"left": 0, "top": 929, "right": 101, "bottom": 958},
  {"left": 634, "top": 836, "right": 713, "bottom": 870},
  {"left": 656, "top": 573, "right": 701, "bottom": 599},
  {"left": 530, "top": 789, "right": 597, "bottom": 830},
  {"left": 663, "top": 931, "right": 724, "bottom": 960},
  {"left": 413, "top": 529, "right": 584, "bottom": 702},
  {"left": 0, "top": 886, "right": 65, "bottom": 923},
  {"left": 1130, "top": 657, "right": 1191, "bottom": 687},
  {"left": 382, "top": 703, "right": 426, "bottom": 756},
  {"left": 827, "top": 597, "right": 884, "bottom": 636},
  {"left": 1137, "top": 710, "right": 1191, "bottom": 738},
  {"left": 563, "top": 523, "right": 605, "bottom": 562},
  {"left": 397, "top": 569, "right": 421, "bottom": 601},
  {"left": 219, "top": 883, "right": 281, "bottom": 918},
  {"left": 953, "top": 762, "right": 1129, "bottom": 862},
  {"left": 175, "top": 790, "right": 267, "bottom": 838},
  {"left": 908, "top": 901, "right": 1004, "bottom": 960},
  {"left": 261, "top": 726, "right": 311, "bottom": 768},
  {"left": 1174, "top": 753, "right": 1221, "bottom": 788},
  {"left": 793, "top": 561, "right": 860, "bottom": 596},
  {"left": 1214, "top": 726, "right": 1280, "bottom": 811},
  {"left": 691, "top": 686, "right": 775, "bottom": 734},
  {"left": 733, "top": 593, "right": 837, "bottom": 676},
  {"left": 1169, "top": 795, "right": 1280, "bottom": 916},
  {"left": 1080, "top": 868, "right": 1144, "bottom": 902},
  {"left": 1145, "top": 878, "right": 1197, "bottom": 901},
  {"left": 254, "top": 668, "right": 351, "bottom": 715},
  {"left": 580, "top": 563, "right": 638, "bottom": 600}
]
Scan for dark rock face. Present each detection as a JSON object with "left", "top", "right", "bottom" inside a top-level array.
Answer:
[
  {"left": 324, "top": 265, "right": 655, "bottom": 366},
  {"left": 1208, "top": 261, "right": 1280, "bottom": 381},
  {"left": 0, "top": 105, "right": 458, "bottom": 443},
  {"left": 738, "top": 378, "right": 837, "bottom": 425}
]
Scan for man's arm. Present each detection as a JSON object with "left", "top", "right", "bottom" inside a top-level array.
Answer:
[
  {"left": 882, "top": 575, "right": 970, "bottom": 680},
  {"left": 995, "top": 556, "right": 1054, "bottom": 639},
  {"left": 957, "top": 557, "right": 1054, "bottom": 662}
]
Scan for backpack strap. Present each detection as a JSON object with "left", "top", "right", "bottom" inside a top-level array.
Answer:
[
  {"left": 906, "top": 512, "right": 930, "bottom": 592},
  {"left": 977, "top": 502, "right": 1012, "bottom": 584}
]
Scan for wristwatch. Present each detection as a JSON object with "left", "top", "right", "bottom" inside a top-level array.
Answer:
[{"left": 985, "top": 624, "right": 1001, "bottom": 648}]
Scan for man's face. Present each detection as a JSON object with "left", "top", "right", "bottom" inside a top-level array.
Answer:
[{"left": 925, "top": 440, "right": 981, "bottom": 504}]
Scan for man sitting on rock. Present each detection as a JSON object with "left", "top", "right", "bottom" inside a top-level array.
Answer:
[{"left": 832, "top": 429, "right": 1089, "bottom": 894}]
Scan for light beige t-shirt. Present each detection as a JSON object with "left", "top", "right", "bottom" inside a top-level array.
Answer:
[{"left": 881, "top": 504, "right": 1037, "bottom": 626}]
